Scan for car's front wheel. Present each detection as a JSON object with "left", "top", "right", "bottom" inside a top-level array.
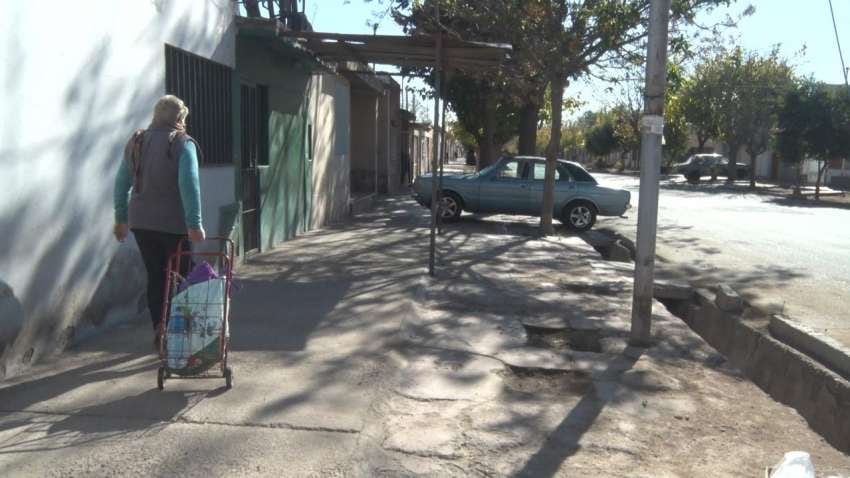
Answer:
[
  {"left": 562, "top": 201, "right": 597, "bottom": 232},
  {"left": 439, "top": 192, "right": 463, "bottom": 221}
]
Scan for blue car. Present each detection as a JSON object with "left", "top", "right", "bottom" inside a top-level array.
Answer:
[{"left": 413, "top": 156, "right": 631, "bottom": 231}]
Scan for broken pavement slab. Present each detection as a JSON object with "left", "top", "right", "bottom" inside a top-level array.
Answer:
[
  {"left": 394, "top": 353, "right": 504, "bottom": 402},
  {"left": 383, "top": 420, "right": 464, "bottom": 460},
  {"left": 653, "top": 279, "right": 694, "bottom": 301},
  {"left": 715, "top": 283, "right": 745, "bottom": 313}
]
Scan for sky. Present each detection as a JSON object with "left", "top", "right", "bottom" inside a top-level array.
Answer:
[{"left": 306, "top": 0, "right": 850, "bottom": 119}]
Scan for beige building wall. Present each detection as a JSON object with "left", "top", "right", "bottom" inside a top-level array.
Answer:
[
  {"left": 350, "top": 92, "right": 379, "bottom": 195},
  {"left": 309, "top": 73, "right": 351, "bottom": 227}
]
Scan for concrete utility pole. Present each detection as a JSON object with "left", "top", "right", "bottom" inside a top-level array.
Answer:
[
  {"left": 630, "top": 0, "right": 671, "bottom": 345},
  {"left": 428, "top": 5, "right": 443, "bottom": 277},
  {"left": 437, "top": 76, "right": 447, "bottom": 235}
]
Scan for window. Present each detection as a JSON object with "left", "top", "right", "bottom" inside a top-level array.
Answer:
[
  {"left": 564, "top": 164, "right": 596, "bottom": 183},
  {"left": 240, "top": 84, "right": 268, "bottom": 167},
  {"left": 497, "top": 160, "right": 524, "bottom": 179},
  {"left": 165, "top": 45, "right": 233, "bottom": 165},
  {"left": 533, "top": 162, "right": 569, "bottom": 181}
]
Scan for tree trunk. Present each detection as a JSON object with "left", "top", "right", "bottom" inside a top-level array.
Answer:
[
  {"left": 726, "top": 144, "right": 739, "bottom": 182},
  {"left": 815, "top": 160, "right": 827, "bottom": 201},
  {"left": 517, "top": 101, "right": 539, "bottom": 155},
  {"left": 540, "top": 76, "right": 564, "bottom": 236},
  {"left": 749, "top": 152, "right": 757, "bottom": 189},
  {"left": 794, "top": 162, "right": 802, "bottom": 197},
  {"left": 697, "top": 136, "right": 708, "bottom": 152},
  {"left": 478, "top": 95, "right": 496, "bottom": 170}
]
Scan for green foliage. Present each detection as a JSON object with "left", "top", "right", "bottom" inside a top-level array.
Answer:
[
  {"left": 662, "top": 62, "right": 691, "bottom": 162},
  {"left": 801, "top": 85, "right": 850, "bottom": 162},
  {"left": 698, "top": 48, "right": 795, "bottom": 166},
  {"left": 776, "top": 85, "right": 806, "bottom": 172},
  {"left": 777, "top": 82, "right": 850, "bottom": 195},
  {"left": 387, "top": 0, "right": 730, "bottom": 151},
  {"left": 611, "top": 104, "right": 640, "bottom": 156},
  {"left": 663, "top": 92, "right": 691, "bottom": 162},
  {"left": 444, "top": 75, "right": 520, "bottom": 147},
  {"left": 448, "top": 120, "right": 477, "bottom": 149},
  {"left": 778, "top": 82, "right": 850, "bottom": 163},
  {"left": 678, "top": 67, "right": 720, "bottom": 149},
  {"left": 536, "top": 127, "right": 551, "bottom": 156},
  {"left": 585, "top": 120, "right": 619, "bottom": 158}
]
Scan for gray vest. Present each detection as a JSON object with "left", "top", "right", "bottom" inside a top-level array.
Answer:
[{"left": 127, "top": 127, "right": 193, "bottom": 235}]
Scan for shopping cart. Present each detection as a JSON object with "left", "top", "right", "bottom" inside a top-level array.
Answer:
[{"left": 156, "top": 237, "right": 235, "bottom": 390}]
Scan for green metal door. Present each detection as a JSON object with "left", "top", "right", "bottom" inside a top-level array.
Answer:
[{"left": 261, "top": 109, "right": 311, "bottom": 248}]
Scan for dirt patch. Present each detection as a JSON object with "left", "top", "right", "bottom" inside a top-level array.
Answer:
[
  {"left": 499, "top": 365, "right": 592, "bottom": 396},
  {"left": 524, "top": 324, "right": 602, "bottom": 353}
]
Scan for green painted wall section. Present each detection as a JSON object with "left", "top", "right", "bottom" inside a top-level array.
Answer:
[
  {"left": 260, "top": 110, "right": 311, "bottom": 249},
  {"left": 237, "top": 34, "right": 315, "bottom": 252}
]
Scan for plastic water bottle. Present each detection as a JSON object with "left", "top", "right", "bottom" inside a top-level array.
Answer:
[
  {"left": 771, "top": 451, "right": 815, "bottom": 478},
  {"left": 167, "top": 313, "right": 189, "bottom": 369}
]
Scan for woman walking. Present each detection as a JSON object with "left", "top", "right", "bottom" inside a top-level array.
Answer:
[{"left": 113, "top": 95, "right": 205, "bottom": 348}]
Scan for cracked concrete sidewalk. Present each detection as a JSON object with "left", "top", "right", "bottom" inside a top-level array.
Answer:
[{"left": 0, "top": 197, "right": 848, "bottom": 477}]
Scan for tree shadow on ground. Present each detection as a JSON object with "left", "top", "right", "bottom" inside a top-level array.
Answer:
[
  {"left": 765, "top": 196, "right": 850, "bottom": 211},
  {"left": 513, "top": 349, "right": 643, "bottom": 478},
  {"left": 660, "top": 179, "right": 780, "bottom": 197}
]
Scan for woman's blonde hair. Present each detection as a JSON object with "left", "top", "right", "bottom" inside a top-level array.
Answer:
[{"left": 152, "top": 95, "right": 189, "bottom": 127}]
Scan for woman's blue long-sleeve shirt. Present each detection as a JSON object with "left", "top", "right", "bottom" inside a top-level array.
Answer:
[{"left": 113, "top": 141, "right": 202, "bottom": 229}]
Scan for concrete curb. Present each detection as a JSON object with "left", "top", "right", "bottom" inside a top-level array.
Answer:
[
  {"left": 768, "top": 315, "right": 850, "bottom": 382},
  {"left": 668, "top": 297, "right": 850, "bottom": 453}
]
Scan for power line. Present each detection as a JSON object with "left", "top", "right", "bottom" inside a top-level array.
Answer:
[{"left": 828, "top": 0, "right": 850, "bottom": 92}]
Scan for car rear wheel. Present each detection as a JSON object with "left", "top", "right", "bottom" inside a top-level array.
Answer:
[
  {"left": 439, "top": 192, "right": 463, "bottom": 221},
  {"left": 562, "top": 201, "right": 597, "bottom": 232}
]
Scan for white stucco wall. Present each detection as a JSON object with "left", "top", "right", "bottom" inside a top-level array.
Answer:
[
  {"left": 0, "top": 0, "right": 236, "bottom": 377},
  {"left": 200, "top": 167, "right": 237, "bottom": 236}
]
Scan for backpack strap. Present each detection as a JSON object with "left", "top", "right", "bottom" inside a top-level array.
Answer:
[
  {"left": 168, "top": 131, "right": 204, "bottom": 163},
  {"left": 129, "top": 129, "right": 146, "bottom": 190}
]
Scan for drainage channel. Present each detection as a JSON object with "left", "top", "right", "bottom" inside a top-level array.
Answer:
[
  {"left": 655, "top": 290, "right": 850, "bottom": 454},
  {"left": 577, "top": 229, "right": 850, "bottom": 453}
]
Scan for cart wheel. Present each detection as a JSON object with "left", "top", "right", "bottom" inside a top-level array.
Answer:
[
  {"left": 224, "top": 366, "right": 234, "bottom": 389},
  {"left": 157, "top": 366, "right": 166, "bottom": 390}
]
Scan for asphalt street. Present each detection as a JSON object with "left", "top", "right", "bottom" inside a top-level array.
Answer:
[{"left": 593, "top": 173, "right": 850, "bottom": 347}]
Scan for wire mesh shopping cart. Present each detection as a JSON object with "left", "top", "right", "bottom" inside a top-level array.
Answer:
[{"left": 156, "top": 237, "right": 235, "bottom": 390}]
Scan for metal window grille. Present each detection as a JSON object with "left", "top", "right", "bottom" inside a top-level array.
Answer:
[
  {"left": 165, "top": 45, "right": 233, "bottom": 166},
  {"left": 240, "top": 84, "right": 268, "bottom": 167},
  {"left": 306, "top": 123, "right": 313, "bottom": 160}
]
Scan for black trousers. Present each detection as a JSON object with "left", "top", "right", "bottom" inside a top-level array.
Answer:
[{"left": 132, "top": 229, "right": 190, "bottom": 330}]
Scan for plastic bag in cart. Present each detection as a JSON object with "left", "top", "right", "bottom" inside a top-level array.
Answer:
[
  {"left": 166, "top": 277, "right": 228, "bottom": 375},
  {"left": 177, "top": 261, "right": 219, "bottom": 294}
]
